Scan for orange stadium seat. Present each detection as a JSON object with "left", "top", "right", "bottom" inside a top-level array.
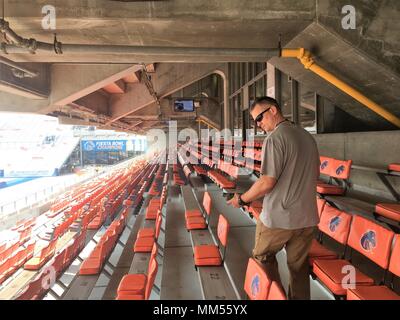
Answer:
[
  {"left": 388, "top": 163, "right": 400, "bottom": 172},
  {"left": 137, "top": 209, "right": 161, "bottom": 239},
  {"left": 24, "top": 240, "right": 57, "bottom": 271},
  {"left": 347, "top": 285, "right": 400, "bottom": 300},
  {"left": 375, "top": 203, "right": 400, "bottom": 222},
  {"left": 80, "top": 214, "right": 126, "bottom": 275},
  {"left": 145, "top": 199, "right": 161, "bottom": 220},
  {"left": 347, "top": 234, "right": 400, "bottom": 300},
  {"left": 88, "top": 207, "right": 106, "bottom": 230},
  {"left": 244, "top": 258, "right": 270, "bottom": 300},
  {"left": 308, "top": 204, "right": 352, "bottom": 265},
  {"left": 80, "top": 243, "right": 107, "bottom": 275},
  {"left": 0, "top": 241, "right": 19, "bottom": 263},
  {"left": 317, "top": 156, "right": 352, "bottom": 195},
  {"left": 313, "top": 215, "right": 394, "bottom": 297},
  {"left": 49, "top": 249, "right": 67, "bottom": 277},
  {"left": 116, "top": 255, "right": 158, "bottom": 300},
  {"left": 133, "top": 214, "right": 162, "bottom": 253},
  {"left": 207, "top": 170, "right": 236, "bottom": 189},
  {"left": 15, "top": 273, "right": 45, "bottom": 300},
  {"left": 244, "top": 258, "right": 287, "bottom": 300},
  {"left": 267, "top": 282, "right": 287, "bottom": 300},
  {"left": 193, "top": 214, "right": 229, "bottom": 266},
  {"left": 185, "top": 191, "right": 213, "bottom": 230},
  {"left": 185, "top": 209, "right": 203, "bottom": 219},
  {"left": 193, "top": 165, "right": 207, "bottom": 176}
]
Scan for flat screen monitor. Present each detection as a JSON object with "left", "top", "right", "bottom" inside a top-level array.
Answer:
[{"left": 174, "top": 99, "right": 195, "bottom": 112}]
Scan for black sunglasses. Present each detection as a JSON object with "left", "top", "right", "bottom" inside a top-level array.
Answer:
[{"left": 255, "top": 107, "right": 271, "bottom": 123}]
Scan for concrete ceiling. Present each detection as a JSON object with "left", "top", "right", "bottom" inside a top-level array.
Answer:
[
  {"left": 0, "top": 0, "right": 399, "bottom": 133},
  {"left": 2, "top": 0, "right": 314, "bottom": 63},
  {"left": 269, "top": 22, "right": 400, "bottom": 130}
]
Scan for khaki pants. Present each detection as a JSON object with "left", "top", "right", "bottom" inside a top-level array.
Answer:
[{"left": 252, "top": 219, "right": 316, "bottom": 300}]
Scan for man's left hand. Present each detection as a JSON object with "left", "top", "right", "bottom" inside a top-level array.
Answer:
[{"left": 227, "top": 193, "right": 241, "bottom": 208}]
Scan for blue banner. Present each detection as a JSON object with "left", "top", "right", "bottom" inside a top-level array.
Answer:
[{"left": 82, "top": 140, "right": 126, "bottom": 152}]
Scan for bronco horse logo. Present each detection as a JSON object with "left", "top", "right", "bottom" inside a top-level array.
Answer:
[
  {"left": 336, "top": 165, "right": 345, "bottom": 175},
  {"left": 329, "top": 216, "right": 341, "bottom": 232},
  {"left": 320, "top": 160, "right": 329, "bottom": 170},
  {"left": 251, "top": 274, "right": 260, "bottom": 298},
  {"left": 360, "top": 231, "right": 377, "bottom": 252}
]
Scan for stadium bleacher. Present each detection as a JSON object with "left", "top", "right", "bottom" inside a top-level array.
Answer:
[
  {"left": 176, "top": 140, "right": 400, "bottom": 300},
  {"left": 0, "top": 139, "right": 399, "bottom": 301}
]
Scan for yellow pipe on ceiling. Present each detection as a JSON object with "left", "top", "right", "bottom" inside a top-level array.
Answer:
[{"left": 281, "top": 48, "right": 400, "bottom": 128}]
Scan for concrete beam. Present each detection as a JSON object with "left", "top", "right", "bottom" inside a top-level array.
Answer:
[
  {"left": 0, "top": 91, "right": 48, "bottom": 112},
  {"left": 108, "top": 81, "right": 154, "bottom": 122},
  {"left": 41, "top": 64, "right": 141, "bottom": 114},
  {"left": 103, "top": 79, "right": 126, "bottom": 94},
  {"left": 128, "top": 121, "right": 143, "bottom": 129},
  {"left": 74, "top": 91, "right": 110, "bottom": 115},
  {"left": 146, "top": 64, "right": 155, "bottom": 73},
  {"left": 122, "top": 72, "right": 140, "bottom": 83},
  {"left": 124, "top": 115, "right": 159, "bottom": 121},
  {"left": 108, "top": 63, "right": 223, "bottom": 123}
]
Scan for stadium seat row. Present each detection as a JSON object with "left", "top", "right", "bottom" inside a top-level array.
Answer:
[
  {"left": 311, "top": 200, "right": 400, "bottom": 299},
  {"left": 79, "top": 208, "right": 129, "bottom": 275}
]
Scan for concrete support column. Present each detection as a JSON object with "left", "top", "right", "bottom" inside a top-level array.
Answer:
[
  {"left": 291, "top": 79, "right": 299, "bottom": 124},
  {"left": 315, "top": 93, "right": 324, "bottom": 134},
  {"left": 266, "top": 62, "right": 281, "bottom": 104},
  {"left": 214, "top": 65, "right": 231, "bottom": 131},
  {"left": 242, "top": 85, "right": 249, "bottom": 138}
]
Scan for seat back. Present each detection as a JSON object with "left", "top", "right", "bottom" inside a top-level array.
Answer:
[
  {"left": 63, "top": 241, "right": 75, "bottom": 266},
  {"left": 0, "top": 258, "right": 10, "bottom": 275},
  {"left": 51, "top": 250, "right": 66, "bottom": 276},
  {"left": 319, "top": 156, "right": 332, "bottom": 176},
  {"left": 81, "top": 212, "right": 92, "bottom": 230},
  {"left": 330, "top": 159, "right": 352, "bottom": 179},
  {"left": 15, "top": 275, "right": 43, "bottom": 300},
  {"left": 7, "top": 252, "right": 19, "bottom": 270},
  {"left": 77, "top": 229, "right": 87, "bottom": 252},
  {"left": 319, "top": 156, "right": 352, "bottom": 180},
  {"left": 145, "top": 256, "right": 159, "bottom": 300},
  {"left": 348, "top": 215, "right": 395, "bottom": 269},
  {"left": 16, "top": 249, "right": 27, "bottom": 265},
  {"left": 202, "top": 192, "right": 212, "bottom": 216},
  {"left": 244, "top": 258, "right": 270, "bottom": 300},
  {"left": 104, "top": 233, "right": 117, "bottom": 258},
  {"left": 316, "top": 197, "right": 326, "bottom": 218},
  {"left": 388, "top": 235, "right": 400, "bottom": 277},
  {"left": 19, "top": 228, "right": 32, "bottom": 244},
  {"left": 150, "top": 243, "right": 158, "bottom": 262},
  {"left": 267, "top": 281, "right": 287, "bottom": 300},
  {"left": 155, "top": 215, "right": 163, "bottom": 240},
  {"left": 217, "top": 214, "right": 229, "bottom": 248},
  {"left": 1, "top": 242, "right": 18, "bottom": 263},
  {"left": 318, "top": 204, "right": 352, "bottom": 245},
  {"left": 43, "top": 240, "right": 57, "bottom": 260},
  {"left": 25, "top": 242, "right": 35, "bottom": 260}
]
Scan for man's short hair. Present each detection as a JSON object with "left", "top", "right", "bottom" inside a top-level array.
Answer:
[{"left": 250, "top": 96, "right": 281, "bottom": 112}]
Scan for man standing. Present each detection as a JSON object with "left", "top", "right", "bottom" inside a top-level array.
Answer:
[{"left": 227, "top": 96, "right": 320, "bottom": 300}]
